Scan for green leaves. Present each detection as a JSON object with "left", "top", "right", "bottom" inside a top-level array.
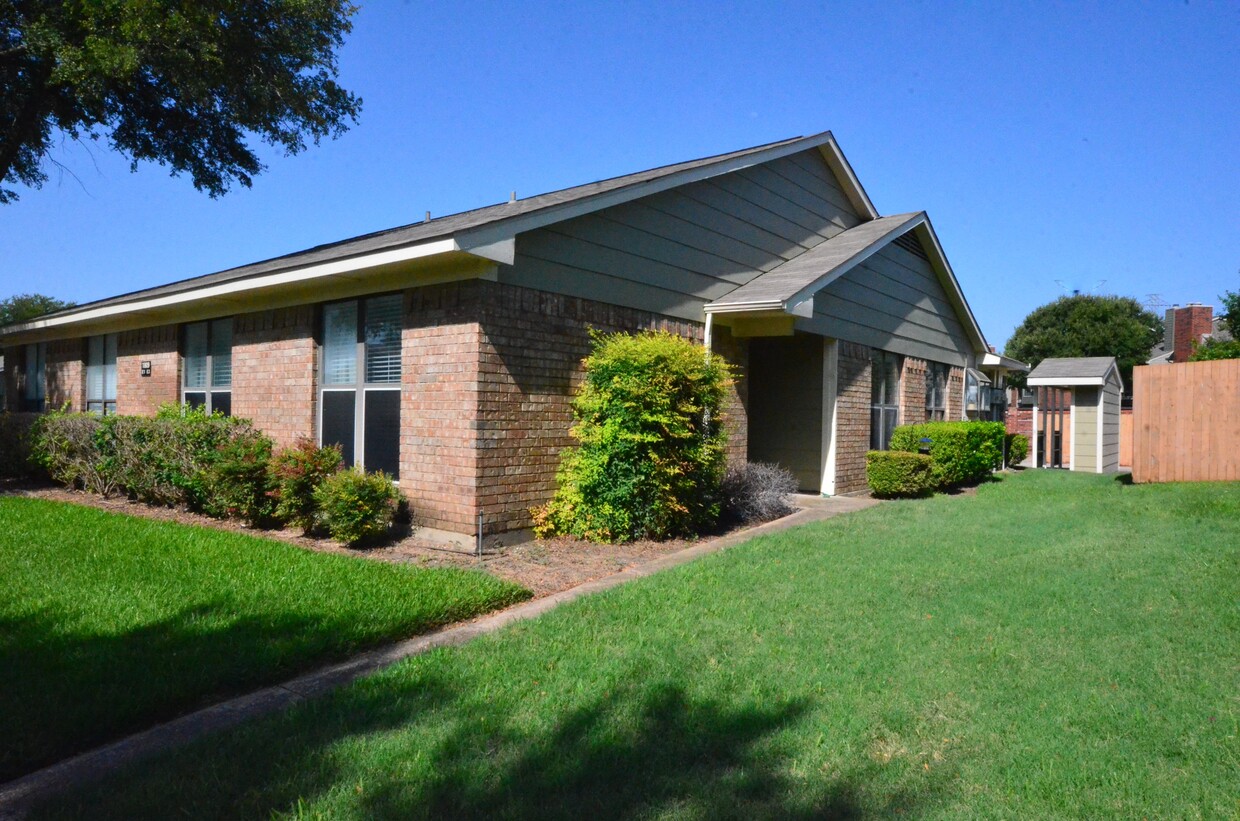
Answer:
[
  {"left": 1005, "top": 295, "right": 1162, "bottom": 388},
  {"left": 534, "top": 330, "right": 733, "bottom": 543},
  {"left": 1, "top": 0, "right": 361, "bottom": 202}
]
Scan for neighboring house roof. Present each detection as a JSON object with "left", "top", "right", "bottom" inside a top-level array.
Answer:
[
  {"left": 1027, "top": 356, "right": 1122, "bottom": 389},
  {"left": 980, "top": 351, "right": 1029, "bottom": 372}
]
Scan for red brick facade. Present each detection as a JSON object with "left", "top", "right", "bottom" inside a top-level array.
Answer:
[
  {"left": 233, "top": 307, "right": 317, "bottom": 448},
  {"left": 3, "top": 279, "right": 980, "bottom": 533},
  {"left": 116, "top": 325, "right": 179, "bottom": 416},
  {"left": 946, "top": 366, "right": 965, "bottom": 421},
  {"left": 834, "top": 341, "right": 872, "bottom": 493}
]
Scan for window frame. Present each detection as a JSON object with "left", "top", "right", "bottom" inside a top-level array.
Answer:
[
  {"left": 317, "top": 293, "right": 403, "bottom": 478},
  {"left": 86, "top": 333, "right": 119, "bottom": 415},
  {"left": 23, "top": 342, "right": 46, "bottom": 412},
  {"left": 925, "top": 361, "right": 949, "bottom": 421},
  {"left": 182, "top": 318, "right": 233, "bottom": 416},
  {"left": 870, "top": 349, "right": 903, "bottom": 451}
]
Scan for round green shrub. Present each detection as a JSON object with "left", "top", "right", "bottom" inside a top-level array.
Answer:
[
  {"left": 866, "top": 451, "right": 934, "bottom": 498},
  {"left": 1005, "top": 433, "right": 1029, "bottom": 466},
  {"left": 533, "top": 330, "right": 733, "bottom": 543},
  {"left": 314, "top": 467, "right": 402, "bottom": 546},
  {"left": 269, "top": 439, "right": 343, "bottom": 534},
  {"left": 889, "top": 421, "right": 1004, "bottom": 488}
]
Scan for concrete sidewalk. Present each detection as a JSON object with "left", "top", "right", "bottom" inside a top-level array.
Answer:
[{"left": 0, "top": 494, "right": 877, "bottom": 817}]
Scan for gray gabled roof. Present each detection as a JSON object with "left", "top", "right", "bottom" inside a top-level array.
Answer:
[
  {"left": 14, "top": 131, "right": 861, "bottom": 328},
  {"left": 1026, "top": 356, "right": 1121, "bottom": 387},
  {"left": 704, "top": 213, "right": 922, "bottom": 314}
]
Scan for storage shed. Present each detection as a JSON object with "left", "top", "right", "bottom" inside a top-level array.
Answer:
[{"left": 1026, "top": 357, "right": 1123, "bottom": 473}]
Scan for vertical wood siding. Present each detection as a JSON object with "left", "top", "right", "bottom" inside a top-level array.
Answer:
[{"left": 1132, "top": 361, "right": 1240, "bottom": 483}]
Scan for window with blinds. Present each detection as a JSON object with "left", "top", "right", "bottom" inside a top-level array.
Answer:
[
  {"left": 319, "top": 295, "right": 402, "bottom": 478},
  {"left": 23, "top": 342, "right": 46, "bottom": 412},
  {"left": 870, "top": 350, "right": 902, "bottom": 451},
  {"left": 183, "top": 319, "right": 232, "bottom": 414},
  {"left": 925, "top": 362, "right": 949, "bottom": 421},
  {"left": 86, "top": 333, "right": 118, "bottom": 415}
]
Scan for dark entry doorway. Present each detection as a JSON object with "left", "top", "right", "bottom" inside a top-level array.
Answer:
[{"left": 747, "top": 333, "right": 823, "bottom": 491}]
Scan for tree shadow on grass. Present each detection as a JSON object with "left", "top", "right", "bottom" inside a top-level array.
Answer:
[
  {"left": 39, "top": 667, "right": 949, "bottom": 820},
  {"left": 0, "top": 604, "right": 378, "bottom": 782}
]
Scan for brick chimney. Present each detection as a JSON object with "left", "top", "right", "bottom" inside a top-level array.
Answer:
[{"left": 1169, "top": 303, "right": 1214, "bottom": 362}]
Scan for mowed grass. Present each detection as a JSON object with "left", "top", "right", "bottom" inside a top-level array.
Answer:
[
  {"left": 0, "top": 497, "right": 530, "bottom": 781},
  {"left": 34, "top": 472, "right": 1240, "bottom": 819}
]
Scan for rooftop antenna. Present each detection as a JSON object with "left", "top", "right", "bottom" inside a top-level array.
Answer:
[{"left": 1054, "top": 279, "right": 1107, "bottom": 296}]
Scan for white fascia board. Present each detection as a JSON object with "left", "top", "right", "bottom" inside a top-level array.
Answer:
[
  {"left": 3, "top": 238, "right": 460, "bottom": 335},
  {"left": 703, "top": 300, "right": 785, "bottom": 315},
  {"left": 981, "top": 351, "right": 1030, "bottom": 371},
  {"left": 817, "top": 138, "right": 880, "bottom": 220},
  {"left": 455, "top": 132, "right": 855, "bottom": 249},
  {"left": 1027, "top": 376, "right": 1107, "bottom": 386}
]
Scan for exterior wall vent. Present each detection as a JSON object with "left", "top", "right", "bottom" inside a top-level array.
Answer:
[{"left": 892, "top": 232, "right": 929, "bottom": 261}]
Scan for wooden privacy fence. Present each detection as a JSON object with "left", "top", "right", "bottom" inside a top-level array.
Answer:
[{"left": 1132, "top": 360, "right": 1240, "bottom": 483}]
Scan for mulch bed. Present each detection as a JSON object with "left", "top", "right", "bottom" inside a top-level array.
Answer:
[{"left": 5, "top": 484, "right": 756, "bottom": 598}]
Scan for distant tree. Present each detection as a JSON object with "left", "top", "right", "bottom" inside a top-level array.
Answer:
[
  {"left": 1005, "top": 295, "right": 1162, "bottom": 388},
  {"left": 0, "top": 292, "right": 75, "bottom": 326},
  {"left": 0, "top": 0, "right": 361, "bottom": 204},
  {"left": 1216, "top": 288, "right": 1239, "bottom": 337}
]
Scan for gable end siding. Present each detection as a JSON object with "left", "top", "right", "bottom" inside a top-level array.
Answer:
[
  {"left": 498, "top": 150, "right": 864, "bottom": 321},
  {"left": 801, "top": 241, "right": 974, "bottom": 366}
]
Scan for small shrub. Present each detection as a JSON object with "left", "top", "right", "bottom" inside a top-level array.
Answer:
[
  {"left": 889, "top": 421, "right": 1004, "bottom": 488},
  {"left": 314, "top": 468, "right": 403, "bottom": 546},
  {"left": 1005, "top": 433, "right": 1029, "bottom": 466},
  {"left": 269, "top": 439, "right": 343, "bottom": 533},
  {"left": 107, "top": 415, "right": 191, "bottom": 506},
  {"left": 720, "top": 462, "right": 797, "bottom": 525},
  {"left": 200, "top": 425, "right": 276, "bottom": 525},
  {"left": 0, "top": 412, "right": 40, "bottom": 480},
  {"left": 533, "top": 330, "right": 733, "bottom": 543},
  {"left": 31, "top": 411, "right": 119, "bottom": 496},
  {"left": 866, "top": 451, "right": 934, "bottom": 498}
]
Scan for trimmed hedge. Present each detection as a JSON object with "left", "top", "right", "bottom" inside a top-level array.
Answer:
[
  {"left": 866, "top": 451, "right": 934, "bottom": 498},
  {"left": 533, "top": 330, "right": 733, "bottom": 543},
  {"left": 1005, "top": 433, "right": 1029, "bottom": 467},
  {"left": 889, "top": 421, "right": 1004, "bottom": 489}
]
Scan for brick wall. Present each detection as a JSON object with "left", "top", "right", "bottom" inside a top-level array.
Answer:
[
  {"left": 713, "top": 325, "right": 749, "bottom": 466},
  {"left": 474, "top": 281, "right": 708, "bottom": 534},
  {"left": 1171, "top": 305, "right": 1214, "bottom": 363},
  {"left": 946, "top": 366, "right": 965, "bottom": 420},
  {"left": 900, "top": 356, "right": 927, "bottom": 426},
  {"left": 117, "top": 325, "right": 179, "bottom": 416},
  {"left": 400, "top": 283, "right": 483, "bottom": 534},
  {"left": 45, "top": 339, "right": 84, "bottom": 411},
  {"left": 834, "top": 340, "right": 872, "bottom": 493},
  {"left": 233, "top": 308, "right": 317, "bottom": 448}
]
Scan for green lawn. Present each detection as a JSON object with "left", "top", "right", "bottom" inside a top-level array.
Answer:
[
  {"left": 32, "top": 472, "right": 1240, "bottom": 819},
  {"left": 0, "top": 497, "right": 530, "bottom": 782}
]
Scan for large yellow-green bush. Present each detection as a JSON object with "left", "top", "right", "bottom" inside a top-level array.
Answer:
[{"left": 533, "top": 330, "right": 733, "bottom": 543}]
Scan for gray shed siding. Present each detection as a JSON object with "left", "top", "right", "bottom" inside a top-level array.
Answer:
[
  {"left": 1101, "top": 379, "right": 1121, "bottom": 472},
  {"left": 498, "top": 150, "right": 863, "bottom": 321},
  {"left": 1074, "top": 387, "right": 1099, "bottom": 469},
  {"left": 800, "top": 243, "right": 974, "bottom": 367}
]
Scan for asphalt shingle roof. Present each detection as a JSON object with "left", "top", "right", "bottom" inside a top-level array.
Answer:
[{"left": 1026, "top": 357, "right": 1117, "bottom": 380}]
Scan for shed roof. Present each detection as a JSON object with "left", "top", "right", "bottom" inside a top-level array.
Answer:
[{"left": 1026, "top": 357, "right": 1122, "bottom": 388}]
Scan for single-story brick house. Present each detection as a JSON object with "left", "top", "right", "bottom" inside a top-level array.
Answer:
[{"left": 1, "top": 131, "right": 1018, "bottom": 539}]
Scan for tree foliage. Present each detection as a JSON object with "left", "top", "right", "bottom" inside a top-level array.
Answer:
[
  {"left": 0, "top": 292, "right": 74, "bottom": 326},
  {"left": 1216, "top": 288, "right": 1239, "bottom": 338},
  {"left": 1, "top": 0, "right": 361, "bottom": 203},
  {"left": 1188, "top": 288, "right": 1240, "bottom": 361},
  {"left": 1004, "top": 295, "right": 1162, "bottom": 388}
]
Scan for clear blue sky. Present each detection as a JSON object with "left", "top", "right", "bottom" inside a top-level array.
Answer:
[{"left": 3, "top": 1, "right": 1237, "bottom": 349}]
